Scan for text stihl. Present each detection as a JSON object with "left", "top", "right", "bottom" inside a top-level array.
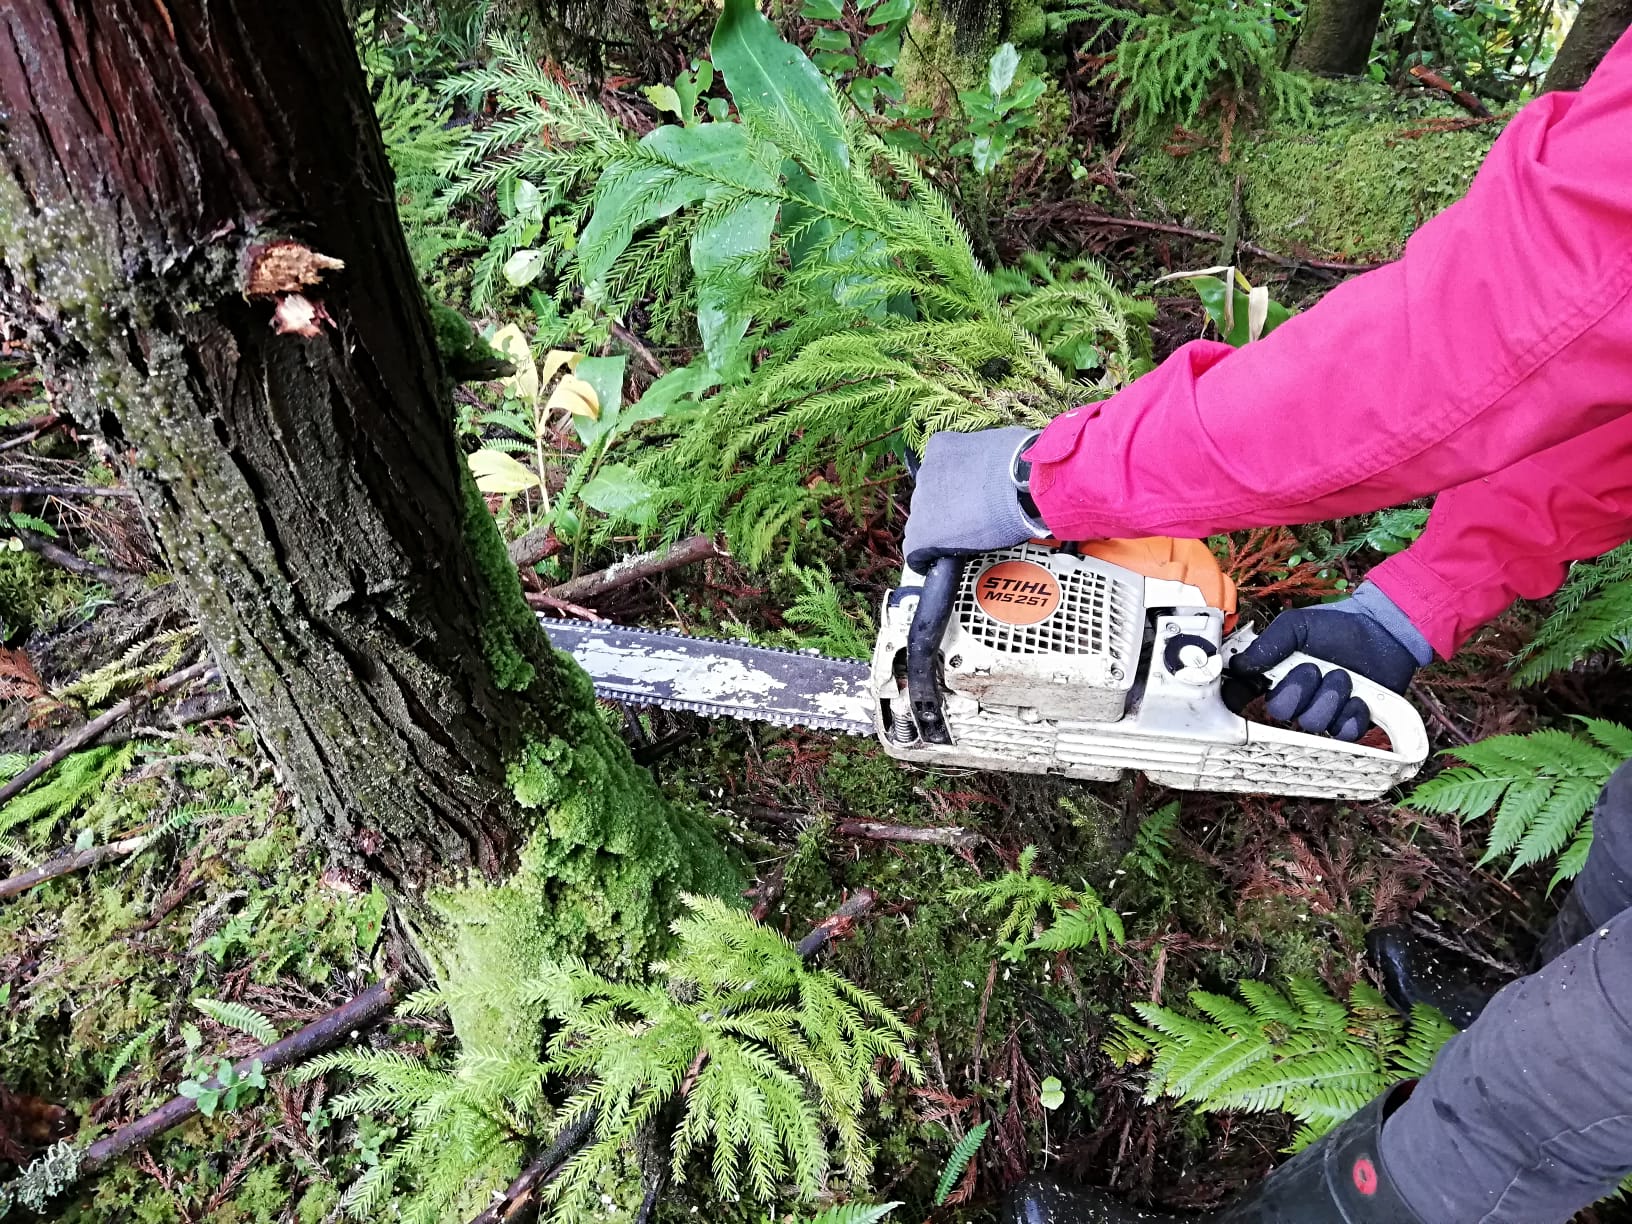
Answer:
[{"left": 980, "top": 576, "right": 1054, "bottom": 606}]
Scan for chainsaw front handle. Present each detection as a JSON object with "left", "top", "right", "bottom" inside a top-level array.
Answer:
[{"left": 905, "top": 555, "right": 961, "bottom": 745}]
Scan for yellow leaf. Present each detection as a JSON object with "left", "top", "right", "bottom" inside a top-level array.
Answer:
[
  {"left": 489, "top": 323, "right": 539, "bottom": 405},
  {"left": 540, "top": 349, "right": 583, "bottom": 386},
  {"left": 467, "top": 448, "right": 542, "bottom": 496},
  {"left": 546, "top": 375, "right": 600, "bottom": 420}
]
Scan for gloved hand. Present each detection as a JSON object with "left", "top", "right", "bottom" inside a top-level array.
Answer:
[
  {"left": 902, "top": 427, "right": 1050, "bottom": 572},
  {"left": 1231, "top": 583, "right": 1433, "bottom": 741}
]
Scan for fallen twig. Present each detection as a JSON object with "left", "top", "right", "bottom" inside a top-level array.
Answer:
[
  {"left": 0, "top": 660, "right": 214, "bottom": 807},
  {"left": 525, "top": 590, "right": 606, "bottom": 622},
  {"left": 0, "top": 834, "right": 150, "bottom": 901},
  {"left": 0, "top": 485, "right": 138, "bottom": 499},
  {"left": 78, "top": 978, "right": 398, "bottom": 1176},
  {"left": 18, "top": 530, "right": 138, "bottom": 586},
  {"left": 509, "top": 524, "right": 565, "bottom": 570},
  {"left": 0, "top": 418, "right": 62, "bottom": 452},
  {"left": 741, "top": 805, "right": 980, "bottom": 849},
  {"left": 1407, "top": 65, "right": 1492, "bottom": 117},
  {"left": 544, "top": 535, "right": 723, "bottom": 605},
  {"left": 609, "top": 320, "right": 667, "bottom": 380},
  {"left": 1004, "top": 203, "right": 1385, "bottom": 275},
  {"left": 796, "top": 887, "right": 878, "bottom": 957}
]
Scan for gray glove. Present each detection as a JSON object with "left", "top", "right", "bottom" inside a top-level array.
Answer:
[{"left": 902, "top": 427, "right": 1050, "bottom": 572}]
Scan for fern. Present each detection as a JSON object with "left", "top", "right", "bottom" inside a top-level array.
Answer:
[
  {"left": 1058, "top": 0, "right": 1312, "bottom": 138},
  {"left": 0, "top": 743, "right": 138, "bottom": 846},
  {"left": 782, "top": 566, "right": 876, "bottom": 660},
  {"left": 1513, "top": 542, "right": 1632, "bottom": 684},
  {"left": 951, "top": 845, "right": 1126, "bottom": 960},
  {"left": 314, "top": 897, "right": 920, "bottom": 1223},
  {"left": 1122, "top": 801, "right": 1180, "bottom": 881},
  {"left": 1406, "top": 719, "right": 1629, "bottom": 887},
  {"left": 807, "top": 1203, "right": 900, "bottom": 1224},
  {"left": 105, "top": 1021, "right": 164, "bottom": 1091},
  {"left": 194, "top": 998, "right": 279, "bottom": 1045},
  {"left": 54, "top": 627, "right": 196, "bottom": 707},
  {"left": 933, "top": 1121, "right": 988, "bottom": 1206},
  {"left": 1108, "top": 978, "right": 1455, "bottom": 1150}
]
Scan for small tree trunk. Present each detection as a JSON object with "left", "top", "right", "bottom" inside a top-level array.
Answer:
[
  {"left": 0, "top": 0, "right": 732, "bottom": 970},
  {"left": 1544, "top": 0, "right": 1632, "bottom": 91},
  {"left": 1291, "top": 0, "right": 1388, "bottom": 75}
]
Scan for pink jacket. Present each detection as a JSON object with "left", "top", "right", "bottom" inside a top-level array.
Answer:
[{"left": 1027, "top": 29, "right": 1632, "bottom": 659}]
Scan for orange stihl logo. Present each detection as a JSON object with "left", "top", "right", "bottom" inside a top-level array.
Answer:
[{"left": 974, "top": 560, "right": 1061, "bottom": 625}]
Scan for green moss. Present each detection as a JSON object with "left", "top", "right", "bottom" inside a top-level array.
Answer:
[
  {"left": 1129, "top": 79, "right": 1503, "bottom": 259},
  {"left": 0, "top": 548, "right": 93, "bottom": 642},
  {"left": 458, "top": 466, "right": 537, "bottom": 692}
]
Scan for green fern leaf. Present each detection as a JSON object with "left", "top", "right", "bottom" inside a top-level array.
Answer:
[
  {"left": 934, "top": 1121, "right": 988, "bottom": 1206},
  {"left": 194, "top": 998, "right": 278, "bottom": 1045}
]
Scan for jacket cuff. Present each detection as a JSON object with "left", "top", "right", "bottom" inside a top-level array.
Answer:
[
  {"left": 1349, "top": 582, "right": 1435, "bottom": 667},
  {"left": 1368, "top": 553, "right": 1466, "bottom": 660}
]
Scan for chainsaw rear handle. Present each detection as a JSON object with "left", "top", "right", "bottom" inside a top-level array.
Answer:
[
  {"left": 1252, "top": 650, "right": 1430, "bottom": 767},
  {"left": 905, "top": 556, "right": 960, "bottom": 745}
]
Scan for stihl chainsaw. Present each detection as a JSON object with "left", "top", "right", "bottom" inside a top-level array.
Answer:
[{"left": 546, "top": 537, "right": 1430, "bottom": 801}]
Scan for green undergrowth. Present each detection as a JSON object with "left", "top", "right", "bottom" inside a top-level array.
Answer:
[
  {"left": 0, "top": 549, "right": 101, "bottom": 644},
  {"left": 0, "top": 736, "right": 399, "bottom": 1222},
  {"left": 1129, "top": 79, "right": 1503, "bottom": 259}
]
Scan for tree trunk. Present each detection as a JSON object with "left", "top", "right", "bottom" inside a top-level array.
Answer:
[
  {"left": 0, "top": 0, "right": 731, "bottom": 970},
  {"left": 1291, "top": 0, "right": 1387, "bottom": 75},
  {"left": 1544, "top": 0, "right": 1632, "bottom": 91}
]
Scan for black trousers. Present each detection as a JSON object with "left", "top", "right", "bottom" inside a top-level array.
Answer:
[{"left": 1382, "top": 760, "right": 1632, "bottom": 1223}]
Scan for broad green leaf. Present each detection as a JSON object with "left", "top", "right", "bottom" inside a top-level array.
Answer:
[
  {"left": 644, "top": 83, "right": 685, "bottom": 118},
  {"left": 1040, "top": 1076, "right": 1065, "bottom": 1110},
  {"left": 1186, "top": 276, "right": 1292, "bottom": 347},
  {"left": 971, "top": 133, "right": 1002, "bottom": 175},
  {"left": 801, "top": 0, "right": 845, "bottom": 16},
  {"left": 694, "top": 195, "right": 778, "bottom": 377},
  {"left": 577, "top": 123, "right": 777, "bottom": 301},
  {"left": 488, "top": 323, "right": 539, "bottom": 403},
  {"left": 868, "top": 0, "right": 913, "bottom": 22},
  {"left": 572, "top": 355, "right": 629, "bottom": 445},
  {"left": 579, "top": 464, "right": 656, "bottom": 523},
  {"left": 988, "top": 42, "right": 1019, "bottom": 96},
  {"left": 468, "top": 449, "right": 542, "bottom": 496},
  {"left": 503, "top": 248, "right": 546, "bottom": 287},
  {"left": 712, "top": 0, "right": 847, "bottom": 165},
  {"left": 860, "top": 29, "right": 901, "bottom": 67},
  {"left": 810, "top": 26, "right": 852, "bottom": 50},
  {"left": 1008, "top": 75, "right": 1047, "bottom": 109},
  {"left": 625, "top": 360, "right": 716, "bottom": 426},
  {"left": 849, "top": 76, "right": 879, "bottom": 108},
  {"left": 512, "top": 179, "right": 543, "bottom": 219},
  {"left": 706, "top": 96, "right": 731, "bottom": 120},
  {"left": 814, "top": 51, "right": 859, "bottom": 73}
]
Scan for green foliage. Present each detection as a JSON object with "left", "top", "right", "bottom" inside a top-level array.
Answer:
[
  {"left": 194, "top": 998, "right": 279, "bottom": 1045},
  {"left": 1107, "top": 977, "right": 1455, "bottom": 1149},
  {"left": 359, "top": 15, "right": 479, "bottom": 289},
  {"left": 807, "top": 1203, "right": 900, "bottom": 1224},
  {"left": 1512, "top": 542, "right": 1632, "bottom": 684},
  {"left": 443, "top": 5, "right": 1147, "bottom": 563},
  {"left": 1162, "top": 265, "right": 1291, "bottom": 346},
  {"left": 54, "top": 628, "right": 195, "bottom": 708},
  {"left": 177, "top": 1056, "right": 267, "bottom": 1119},
  {"left": 1061, "top": 0, "right": 1311, "bottom": 138},
  {"left": 782, "top": 565, "right": 876, "bottom": 659},
  {"left": 0, "top": 743, "right": 138, "bottom": 847},
  {"left": 1406, "top": 719, "right": 1632, "bottom": 887},
  {"left": 1122, "top": 802, "right": 1179, "bottom": 882},
  {"left": 1329, "top": 507, "right": 1430, "bottom": 559},
  {"left": 933, "top": 1121, "right": 988, "bottom": 1205},
  {"left": 951, "top": 845, "right": 1125, "bottom": 960},
  {"left": 310, "top": 897, "right": 919, "bottom": 1222},
  {"left": 952, "top": 43, "right": 1047, "bottom": 175}
]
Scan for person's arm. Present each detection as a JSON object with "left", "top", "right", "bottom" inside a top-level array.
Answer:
[
  {"left": 1370, "top": 412, "right": 1632, "bottom": 659},
  {"left": 1026, "top": 26, "right": 1632, "bottom": 543}
]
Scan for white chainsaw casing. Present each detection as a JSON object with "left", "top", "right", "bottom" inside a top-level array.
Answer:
[{"left": 870, "top": 545, "right": 1429, "bottom": 800}]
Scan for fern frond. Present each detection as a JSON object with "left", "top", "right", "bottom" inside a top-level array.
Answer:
[
  {"left": 193, "top": 998, "right": 278, "bottom": 1045},
  {"left": 934, "top": 1121, "right": 988, "bottom": 1206}
]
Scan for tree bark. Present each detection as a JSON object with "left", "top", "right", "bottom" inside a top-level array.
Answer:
[
  {"left": 1544, "top": 0, "right": 1632, "bottom": 91},
  {"left": 1291, "top": 0, "right": 1387, "bottom": 75},
  {"left": 0, "top": 1, "right": 729, "bottom": 965}
]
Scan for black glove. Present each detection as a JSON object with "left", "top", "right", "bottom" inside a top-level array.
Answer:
[
  {"left": 1231, "top": 583, "right": 1432, "bottom": 741},
  {"left": 902, "top": 427, "right": 1049, "bottom": 572}
]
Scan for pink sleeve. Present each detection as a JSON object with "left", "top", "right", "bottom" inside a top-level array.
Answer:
[
  {"left": 1027, "top": 27, "right": 1632, "bottom": 551},
  {"left": 1369, "top": 415, "right": 1632, "bottom": 658}
]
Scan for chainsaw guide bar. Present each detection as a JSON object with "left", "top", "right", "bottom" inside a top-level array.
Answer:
[{"left": 544, "top": 620, "right": 875, "bottom": 735}]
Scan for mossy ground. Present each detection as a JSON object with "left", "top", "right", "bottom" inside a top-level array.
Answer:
[{"left": 1127, "top": 79, "right": 1502, "bottom": 260}]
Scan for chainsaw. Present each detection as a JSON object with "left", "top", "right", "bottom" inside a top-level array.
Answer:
[{"left": 545, "top": 536, "right": 1430, "bottom": 801}]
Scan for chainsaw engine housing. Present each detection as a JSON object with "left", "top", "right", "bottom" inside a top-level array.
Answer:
[{"left": 870, "top": 544, "right": 1428, "bottom": 800}]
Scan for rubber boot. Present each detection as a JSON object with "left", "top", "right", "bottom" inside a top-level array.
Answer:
[
  {"left": 1368, "top": 886, "right": 1604, "bottom": 1031},
  {"left": 1005, "top": 1084, "right": 1423, "bottom": 1223}
]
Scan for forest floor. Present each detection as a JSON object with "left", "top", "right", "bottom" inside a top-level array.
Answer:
[{"left": 2, "top": 24, "right": 1627, "bottom": 1224}]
